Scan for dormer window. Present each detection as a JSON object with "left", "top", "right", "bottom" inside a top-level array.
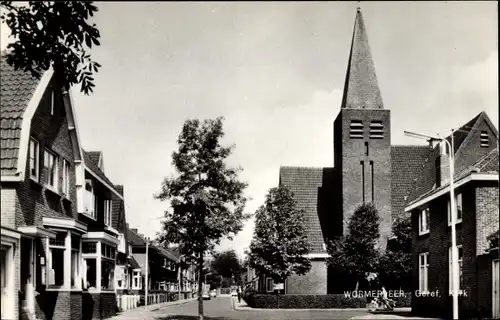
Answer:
[
  {"left": 50, "top": 89, "right": 55, "bottom": 115},
  {"left": 104, "top": 200, "right": 112, "bottom": 226},
  {"left": 480, "top": 131, "right": 489, "bottom": 147},
  {"left": 350, "top": 120, "right": 363, "bottom": 139},
  {"left": 29, "top": 137, "right": 40, "bottom": 181}
]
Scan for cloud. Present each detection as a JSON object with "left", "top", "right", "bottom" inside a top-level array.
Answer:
[{"left": 217, "top": 88, "right": 342, "bottom": 257}]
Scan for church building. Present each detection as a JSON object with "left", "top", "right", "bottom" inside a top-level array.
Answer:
[{"left": 266, "top": 7, "right": 499, "bottom": 298}]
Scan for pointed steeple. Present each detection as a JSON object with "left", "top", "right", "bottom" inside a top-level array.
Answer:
[{"left": 341, "top": 7, "right": 384, "bottom": 109}]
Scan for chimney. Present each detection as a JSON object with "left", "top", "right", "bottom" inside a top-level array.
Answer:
[
  {"left": 131, "top": 228, "right": 138, "bottom": 233},
  {"left": 435, "top": 141, "right": 450, "bottom": 187}
]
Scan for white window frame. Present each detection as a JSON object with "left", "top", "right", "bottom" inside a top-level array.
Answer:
[
  {"left": 29, "top": 137, "right": 40, "bottom": 181},
  {"left": 419, "top": 252, "right": 429, "bottom": 293},
  {"left": 50, "top": 89, "right": 55, "bottom": 115},
  {"left": 104, "top": 200, "right": 112, "bottom": 226},
  {"left": 84, "top": 179, "right": 96, "bottom": 219},
  {"left": 418, "top": 208, "right": 430, "bottom": 235},
  {"left": 447, "top": 193, "right": 463, "bottom": 226},
  {"left": 62, "top": 159, "right": 70, "bottom": 196},
  {"left": 266, "top": 277, "right": 274, "bottom": 293},
  {"left": 448, "top": 245, "right": 463, "bottom": 295},
  {"left": 44, "top": 149, "right": 58, "bottom": 190},
  {"left": 47, "top": 231, "right": 67, "bottom": 289},
  {"left": 132, "top": 270, "right": 142, "bottom": 290}
]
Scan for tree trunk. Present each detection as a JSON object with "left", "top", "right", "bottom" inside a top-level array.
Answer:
[
  {"left": 197, "top": 252, "right": 204, "bottom": 320},
  {"left": 354, "top": 280, "right": 359, "bottom": 292}
]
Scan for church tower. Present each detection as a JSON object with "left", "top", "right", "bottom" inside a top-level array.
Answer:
[{"left": 333, "top": 7, "right": 392, "bottom": 250}]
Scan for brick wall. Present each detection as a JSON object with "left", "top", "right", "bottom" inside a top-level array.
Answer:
[
  {"left": 334, "top": 108, "right": 392, "bottom": 250},
  {"left": 0, "top": 186, "right": 17, "bottom": 228},
  {"left": 82, "top": 292, "right": 117, "bottom": 320},
  {"left": 286, "top": 260, "right": 327, "bottom": 294},
  {"left": 476, "top": 184, "right": 499, "bottom": 254}
]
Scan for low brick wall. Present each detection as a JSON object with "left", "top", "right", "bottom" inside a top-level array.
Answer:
[
  {"left": 35, "top": 290, "right": 82, "bottom": 320},
  {"left": 82, "top": 291, "right": 117, "bottom": 320}
]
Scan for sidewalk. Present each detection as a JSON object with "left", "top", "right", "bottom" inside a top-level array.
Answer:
[
  {"left": 232, "top": 297, "right": 413, "bottom": 312},
  {"left": 109, "top": 297, "right": 197, "bottom": 319},
  {"left": 350, "top": 314, "right": 442, "bottom": 319}
]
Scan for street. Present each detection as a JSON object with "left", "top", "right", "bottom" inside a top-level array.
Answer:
[{"left": 110, "top": 296, "right": 370, "bottom": 320}]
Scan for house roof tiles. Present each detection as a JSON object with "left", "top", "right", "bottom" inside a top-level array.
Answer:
[{"left": 0, "top": 54, "right": 42, "bottom": 176}]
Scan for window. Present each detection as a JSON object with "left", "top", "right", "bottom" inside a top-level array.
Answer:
[
  {"left": 448, "top": 246, "right": 463, "bottom": 294},
  {"left": 101, "top": 260, "right": 115, "bottom": 290},
  {"left": 104, "top": 200, "right": 112, "bottom": 226},
  {"left": 480, "top": 131, "right": 489, "bottom": 147},
  {"left": 419, "top": 208, "right": 430, "bottom": 235},
  {"left": 349, "top": 120, "right": 363, "bottom": 139},
  {"left": 50, "top": 89, "right": 55, "bottom": 115},
  {"left": 369, "top": 121, "right": 384, "bottom": 139},
  {"left": 84, "top": 180, "right": 96, "bottom": 218},
  {"left": 48, "top": 232, "right": 66, "bottom": 287},
  {"left": 447, "top": 193, "right": 463, "bottom": 225},
  {"left": 419, "top": 252, "right": 429, "bottom": 293},
  {"left": 29, "top": 138, "right": 39, "bottom": 180},
  {"left": 71, "top": 235, "right": 80, "bottom": 288},
  {"left": 266, "top": 277, "right": 274, "bottom": 292},
  {"left": 132, "top": 270, "right": 142, "bottom": 289},
  {"left": 44, "top": 149, "right": 58, "bottom": 189},
  {"left": 85, "top": 258, "right": 97, "bottom": 289},
  {"left": 365, "top": 142, "right": 369, "bottom": 156},
  {"left": 101, "top": 243, "right": 116, "bottom": 260},
  {"left": 62, "top": 159, "right": 70, "bottom": 195},
  {"left": 82, "top": 242, "right": 97, "bottom": 254}
]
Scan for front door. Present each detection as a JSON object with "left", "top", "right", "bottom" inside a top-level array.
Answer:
[{"left": 493, "top": 259, "right": 500, "bottom": 319}]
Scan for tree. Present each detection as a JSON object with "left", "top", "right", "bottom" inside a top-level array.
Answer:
[
  {"left": 327, "top": 203, "right": 380, "bottom": 291},
  {"left": 1, "top": 1, "right": 101, "bottom": 94},
  {"left": 154, "top": 117, "right": 249, "bottom": 320},
  {"left": 378, "top": 216, "right": 412, "bottom": 291},
  {"left": 211, "top": 250, "right": 244, "bottom": 283},
  {"left": 249, "top": 186, "right": 311, "bottom": 288}
]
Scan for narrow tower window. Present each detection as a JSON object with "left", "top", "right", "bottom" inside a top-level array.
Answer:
[
  {"left": 350, "top": 120, "right": 364, "bottom": 139},
  {"left": 365, "top": 142, "right": 369, "bottom": 156},
  {"left": 370, "top": 161, "right": 374, "bottom": 202},
  {"left": 480, "top": 131, "right": 489, "bottom": 147},
  {"left": 361, "top": 160, "right": 365, "bottom": 203},
  {"left": 369, "top": 121, "right": 384, "bottom": 139}
]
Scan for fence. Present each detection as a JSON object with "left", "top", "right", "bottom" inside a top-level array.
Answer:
[{"left": 116, "top": 292, "right": 194, "bottom": 312}]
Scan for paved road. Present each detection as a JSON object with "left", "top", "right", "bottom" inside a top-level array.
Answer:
[{"left": 111, "top": 296, "right": 370, "bottom": 320}]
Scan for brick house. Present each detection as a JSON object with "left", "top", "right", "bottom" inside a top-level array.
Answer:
[
  {"left": 126, "top": 228, "right": 179, "bottom": 294},
  {"left": 405, "top": 113, "right": 499, "bottom": 318},
  {"left": 258, "top": 8, "right": 430, "bottom": 294},
  {"left": 1, "top": 54, "right": 124, "bottom": 319}
]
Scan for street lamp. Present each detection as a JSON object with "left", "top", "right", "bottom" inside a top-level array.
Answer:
[{"left": 405, "top": 130, "right": 459, "bottom": 320}]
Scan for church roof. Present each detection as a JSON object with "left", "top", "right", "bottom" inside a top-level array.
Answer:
[
  {"left": 391, "top": 145, "right": 432, "bottom": 221},
  {"left": 341, "top": 8, "right": 383, "bottom": 110},
  {"left": 279, "top": 166, "right": 333, "bottom": 254}
]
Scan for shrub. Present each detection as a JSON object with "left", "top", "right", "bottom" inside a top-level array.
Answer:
[
  {"left": 242, "top": 287, "right": 257, "bottom": 306},
  {"left": 246, "top": 294, "right": 367, "bottom": 309}
]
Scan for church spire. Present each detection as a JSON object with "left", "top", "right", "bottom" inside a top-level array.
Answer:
[{"left": 341, "top": 7, "right": 384, "bottom": 109}]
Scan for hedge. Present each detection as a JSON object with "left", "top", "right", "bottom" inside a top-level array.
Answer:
[{"left": 243, "top": 292, "right": 412, "bottom": 309}]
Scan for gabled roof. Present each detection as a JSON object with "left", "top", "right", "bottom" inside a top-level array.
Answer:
[
  {"left": 111, "top": 185, "right": 125, "bottom": 231},
  {"left": 391, "top": 145, "right": 432, "bottom": 221},
  {"left": 341, "top": 8, "right": 383, "bottom": 110},
  {"left": 87, "top": 151, "right": 102, "bottom": 168},
  {"left": 1, "top": 53, "right": 84, "bottom": 180},
  {"left": 127, "top": 228, "right": 147, "bottom": 246},
  {"left": 83, "top": 150, "right": 122, "bottom": 198},
  {"left": 279, "top": 166, "right": 332, "bottom": 254},
  {"left": 128, "top": 256, "right": 141, "bottom": 270},
  {"left": 407, "top": 112, "right": 499, "bottom": 204}
]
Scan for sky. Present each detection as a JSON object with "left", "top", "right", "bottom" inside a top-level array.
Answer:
[{"left": 1, "top": 1, "right": 498, "bottom": 258}]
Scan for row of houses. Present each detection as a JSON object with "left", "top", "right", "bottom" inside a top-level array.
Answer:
[
  {"left": 0, "top": 54, "right": 196, "bottom": 320},
  {"left": 245, "top": 7, "right": 499, "bottom": 319}
]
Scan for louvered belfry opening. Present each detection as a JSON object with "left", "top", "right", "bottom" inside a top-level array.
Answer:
[
  {"left": 350, "top": 120, "right": 364, "bottom": 139},
  {"left": 369, "top": 120, "right": 384, "bottom": 139},
  {"left": 480, "top": 131, "right": 489, "bottom": 147}
]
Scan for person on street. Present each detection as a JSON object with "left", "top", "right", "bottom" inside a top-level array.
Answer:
[{"left": 237, "top": 286, "right": 242, "bottom": 303}]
